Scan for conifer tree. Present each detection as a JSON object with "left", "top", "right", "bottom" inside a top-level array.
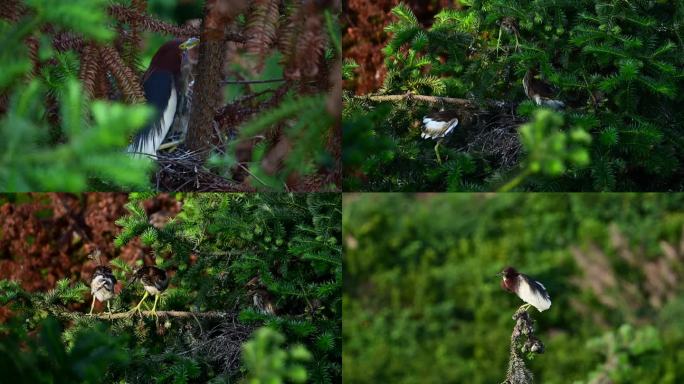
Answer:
[
  {"left": 344, "top": 0, "right": 684, "bottom": 191},
  {"left": 0, "top": 193, "right": 341, "bottom": 383}
]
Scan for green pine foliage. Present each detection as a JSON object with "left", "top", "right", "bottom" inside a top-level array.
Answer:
[
  {"left": 241, "top": 327, "right": 312, "bottom": 384},
  {"left": 0, "top": 0, "right": 154, "bottom": 191},
  {"left": 0, "top": 317, "right": 131, "bottom": 383},
  {"left": 343, "top": 0, "right": 684, "bottom": 191},
  {"left": 117, "top": 192, "right": 342, "bottom": 383},
  {"left": 1, "top": 193, "right": 341, "bottom": 383}
]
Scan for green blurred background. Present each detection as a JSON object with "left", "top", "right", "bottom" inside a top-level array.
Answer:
[
  {"left": 139, "top": 0, "right": 203, "bottom": 68},
  {"left": 343, "top": 193, "right": 684, "bottom": 383}
]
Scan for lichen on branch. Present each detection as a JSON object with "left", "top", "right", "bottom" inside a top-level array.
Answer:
[{"left": 502, "top": 307, "right": 545, "bottom": 384}]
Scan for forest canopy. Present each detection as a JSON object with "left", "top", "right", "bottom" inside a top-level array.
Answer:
[{"left": 343, "top": 0, "right": 684, "bottom": 192}]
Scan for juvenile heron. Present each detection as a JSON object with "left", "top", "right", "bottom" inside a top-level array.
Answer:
[
  {"left": 128, "top": 37, "right": 199, "bottom": 157},
  {"left": 88, "top": 251, "right": 116, "bottom": 317},
  {"left": 421, "top": 110, "right": 460, "bottom": 164},
  {"left": 523, "top": 68, "right": 565, "bottom": 110},
  {"left": 128, "top": 266, "right": 169, "bottom": 318},
  {"left": 245, "top": 276, "right": 276, "bottom": 315}
]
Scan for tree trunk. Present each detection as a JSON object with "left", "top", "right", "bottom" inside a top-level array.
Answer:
[{"left": 186, "top": 0, "right": 248, "bottom": 158}]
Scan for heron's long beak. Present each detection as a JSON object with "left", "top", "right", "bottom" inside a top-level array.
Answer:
[{"left": 179, "top": 37, "right": 200, "bottom": 51}]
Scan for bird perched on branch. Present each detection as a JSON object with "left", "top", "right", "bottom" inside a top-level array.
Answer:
[
  {"left": 421, "top": 110, "right": 460, "bottom": 164},
  {"left": 498, "top": 266, "right": 551, "bottom": 312},
  {"left": 523, "top": 67, "right": 565, "bottom": 110},
  {"left": 128, "top": 37, "right": 199, "bottom": 157},
  {"left": 497, "top": 16, "right": 520, "bottom": 52},
  {"left": 245, "top": 276, "right": 276, "bottom": 316},
  {"left": 88, "top": 250, "right": 116, "bottom": 317},
  {"left": 128, "top": 265, "right": 169, "bottom": 318}
]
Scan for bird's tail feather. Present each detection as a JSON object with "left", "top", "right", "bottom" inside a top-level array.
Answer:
[{"left": 541, "top": 99, "right": 565, "bottom": 110}]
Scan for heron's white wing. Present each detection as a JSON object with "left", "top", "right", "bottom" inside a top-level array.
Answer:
[
  {"left": 421, "top": 117, "right": 459, "bottom": 139},
  {"left": 128, "top": 82, "right": 177, "bottom": 158},
  {"left": 516, "top": 275, "right": 551, "bottom": 312}
]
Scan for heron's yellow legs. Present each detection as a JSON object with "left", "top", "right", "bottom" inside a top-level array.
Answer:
[
  {"left": 89, "top": 297, "right": 114, "bottom": 320},
  {"left": 89, "top": 296, "right": 96, "bottom": 315},
  {"left": 150, "top": 294, "right": 160, "bottom": 319},
  {"left": 435, "top": 139, "right": 444, "bottom": 164},
  {"left": 129, "top": 291, "right": 149, "bottom": 316},
  {"left": 127, "top": 291, "right": 162, "bottom": 320}
]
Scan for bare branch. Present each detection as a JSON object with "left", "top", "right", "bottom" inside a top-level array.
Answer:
[
  {"left": 87, "top": 310, "right": 234, "bottom": 320},
  {"left": 502, "top": 307, "right": 545, "bottom": 384},
  {"left": 221, "top": 78, "right": 285, "bottom": 85},
  {"left": 356, "top": 93, "right": 475, "bottom": 107}
]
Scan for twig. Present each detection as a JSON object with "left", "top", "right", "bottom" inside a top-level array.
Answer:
[
  {"left": 498, "top": 169, "right": 532, "bottom": 192},
  {"left": 237, "top": 162, "right": 269, "bottom": 187},
  {"left": 221, "top": 78, "right": 286, "bottom": 85},
  {"left": 158, "top": 140, "right": 183, "bottom": 150}
]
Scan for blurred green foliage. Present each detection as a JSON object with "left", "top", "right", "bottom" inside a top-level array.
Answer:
[
  {"left": 0, "top": 79, "right": 154, "bottom": 190},
  {"left": 0, "top": 317, "right": 130, "bottom": 384},
  {"left": 343, "top": 193, "right": 684, "bottom": 383},
  {"left": 500, "top": 110, "right": 592, "bottom": 191},
  {"left": 0, "top": 0, "right": 155, "bottom": 191},
  {"left": 241, "top": 327, "right": 312, "bottom": 384}
]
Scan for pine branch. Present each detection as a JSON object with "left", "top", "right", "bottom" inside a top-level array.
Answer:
[
  {"left": 26, "top": 36, "right": 40, "bottom": 77},
  {"left": 79, "top": 43, "right": 99, "bottom": 99},
  {"left": 87, "top": 310, "right": 235, "bottom": 320},
  {"left": 355, "top": 92, "right": 508, "bottom": 108},
  {"left": 52, "top": 32, "right": 86, "bottom": 53},
  {"left": 118, "top": 0, "right": 146, "bottom": 71},
  {"left": 0, "top": 0, "right": 26, "bottom": 22},
  {"left": 244, "top": 0, "right": 280, "bottom": 63},
  {"left": 107, "top": 4, "right": 199, "bottom": 38},
  {"left": 99, "top": 45, "right": 145, "bottom": 103},
  {"left": 281, "top": 1, "right": 328, "bottom": 81}
]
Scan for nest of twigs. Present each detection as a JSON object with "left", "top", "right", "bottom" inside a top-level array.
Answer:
[
  {"left": 459, "top": 102, "right": 525, "bottom": 167},
  {"left": 182, "top": 316, "right": 255, "bottom": 375},
  {"left": 153, "top": 147, "right": 250, "bottom": 192}
]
